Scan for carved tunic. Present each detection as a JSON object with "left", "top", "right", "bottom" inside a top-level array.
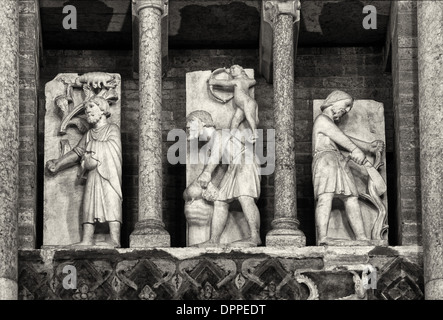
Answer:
[
  {"left": 312, "top": 114, "right": 359, "bottom": 199},
  {"left": 73, "top": 123, "right": 122, "bottom": 223},
  {"left": 204, "top": 130, "right": 261, "bottom": 202}
]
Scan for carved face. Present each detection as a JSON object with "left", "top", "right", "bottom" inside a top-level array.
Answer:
[
  {"left": 85, "top": 102, "right": 104, "bottom": 125},
  {"left": 230, "top": 65, "right": 242, "bottom": 77},
  {"left": 186, "top": 118, "right": 204, "bottom": 141},
  {"left": 330, "top": 98, "right": 353, "bottom": 122}
]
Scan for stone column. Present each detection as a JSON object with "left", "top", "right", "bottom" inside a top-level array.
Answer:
[
  {"left": 264, "top": 0, "right": 305, "bottom": 247},
  {"left": 0, "top": 0, "right": 19, "bottom": 300},
  {"left": 417, "top": 0, "right": 443, "bottom": 300},
  {"left": 130, "top": 0, "right": 170, "bottom": 247}
]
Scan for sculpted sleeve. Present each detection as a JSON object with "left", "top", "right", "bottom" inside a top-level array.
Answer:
[
  {"left": 318, "top": 115, "right": 357, "bottom": 152},
  {"left": 88, "top": 124, "right": 123, "bottom": 199},
  {"left": 72, "top": 133, "right": 88, "bottom": 158}
]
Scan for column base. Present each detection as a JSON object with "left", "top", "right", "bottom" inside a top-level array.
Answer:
[
  {"left": 266, "top": 229, "right": 306, "bottom": 247},
  {"left": 265, "top": 218, "right": 306, "bottom": 247},
  {"left": 130, "top": 219, "right": 171, "bottom": 248},
  {"left": 0, "top": 278, "right": 17, "bottom": 300}
]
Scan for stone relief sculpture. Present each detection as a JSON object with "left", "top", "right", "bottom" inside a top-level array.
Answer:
[
  {"left": 312, "top": 90, "right": 388, "bottom": 246},
  {"left": 208, "top": 65, "right": 259, "bottom": 143},
  {"left": 44, "top": 72, "right": 122, "bottom": 248},
  {"left": 184, "top": 68, "right": 261, "bottom": 247},
  {"left": 336, "top": 271, "right": 368, "bottom": 300}
]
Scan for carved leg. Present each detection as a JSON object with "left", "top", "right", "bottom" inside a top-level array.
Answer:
[
  {"left": 236, "top": 195, "right": 261, "bottom": 246},
  {"left": 230, "top": 107, "right": 245, "bottom": 131},
  {"left": 343, "top": 196, "right": 368, "bottom": 240},
  {"left": 243, "top": 101, "right": 259, "bottom": 143},
  {"left": 195, "top": 201, "right": 229, "bottom": 247},
  {"left": 71, "top": 223, "right": 95, "bottom": 246},
  {"left": 315, "top": 193, "right": 334, "bottom": 245},
  {"left": 109, "top": 221, "right": 121, "bottom": 248}
]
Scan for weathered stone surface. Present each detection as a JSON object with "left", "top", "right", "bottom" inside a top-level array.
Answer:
[
  {"left": 184, "top": 69, "right": 256, "bottom": 247},
  {"left": 0, "top": 279, "right": 18, "bottom": 300},
  {"left": 312, "top": 98, "right": 388, "bottom": 245},
  {"left": 43, "top": 73, "right": 122, "bottom": 247},
  {"left": 417, "top": 0, "right": 443, "bottom": 300},
  {"left": 265, "top": 9, "right": 305, "bottom": 247},
  {"left": 18, "top": 246, "right": 423, "bottom": 300},
  {"left": 391, "top": 1, "right": 421, "bottom": 246},
  {"left": 130, "top": 2, "right": 170, "bottom": 248},
  {"left": 131, "top": 0, "right": 169, "bottom": 76},
  {"left": 18, "top": 0, "right": 40, "bottom": 250},
  {"left": 0, "top": 0, "right": 19, "bottom": 300},
  {"left": 370, "top": 256, "right": 424, "bottom": 300}
]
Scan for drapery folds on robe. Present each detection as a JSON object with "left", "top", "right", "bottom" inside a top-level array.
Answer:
[{"left": 73, "top": 123, "right": 122, "bottom": 223}]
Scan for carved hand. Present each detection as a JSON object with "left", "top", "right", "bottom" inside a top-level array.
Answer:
[
  {"left": 369, "top": 140, "right": 384, "bottom": 154},
  {"left": 197, "top": 172, "right": 211, "bottom": 189},
  {"left": 350, "top": 148, "right": 366, "bottom": 165},
  {"left": 46, "top": 159, "right": 60, "bottom": 174},
  {"left": 82, "top": 152, "right": 99, "bottom": 171}
]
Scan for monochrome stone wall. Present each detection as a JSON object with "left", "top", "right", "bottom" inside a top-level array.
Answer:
[{"left": 1, "top": 0, "right": 434, "bottom": 302}]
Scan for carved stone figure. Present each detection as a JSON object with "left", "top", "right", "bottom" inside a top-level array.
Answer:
[
  {"left": 208, "top": 65, "right": 259, "bottom": 142},
  {"left": 43, "top": 72, "right": 122, "bottom": 247},
  {"left": 46, "top": 96, "right": 122, "bottom": 247},
  {"left": 312, "top": 90, "right": 388, "bottom": 246},
  {"left": 184, "top": 69, "right": 261, "bottom": 247},
  {"left": 185, "top": 110, "right": 261, "bottom": 247}
]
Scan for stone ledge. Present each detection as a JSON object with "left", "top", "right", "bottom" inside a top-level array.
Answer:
[
  {"left": 17, "top": 246, "right": 424, "bottom": 300},
  {"left": 19, "top": 245, "right": 423, "bottom": 264}
]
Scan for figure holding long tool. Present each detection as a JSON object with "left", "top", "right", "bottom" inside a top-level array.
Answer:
[{"left": 312, "top": 90, "right": 385, "bottom": 245}]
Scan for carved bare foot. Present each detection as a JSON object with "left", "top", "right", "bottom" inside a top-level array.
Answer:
[
  {"left": 193, "top": 239, "right": 222, "bottom": 248},
  {"left": 109, "top": 222, "right": 121, "bottom": 248},
  {"left": 72, "top": 223, "right": 95, "bottom": 247},
  {"left": 318, "top": 237, "right": 328, "bottom": 246},
  {"left": 253, "top": 237, "right": 262, "bottom": 246},
  {"left": 230, "top": 236, "right": 261, "bottom": 247},
  {"left": 102, "top": 238, "right": 120, "bottom": 248},
  {"left": 70, "top": 240, "right": 95, "bottom": 247},
  {"left": 112, "top": 241, "right": 121, "bottom": 248}
]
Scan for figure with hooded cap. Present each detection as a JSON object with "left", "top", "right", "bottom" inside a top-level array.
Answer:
[
  {"left": 312, "top": 90, "right": 384, "bottom": 245},
  {"left": 46, "top": 96, "right": 122, "bottom": 247}
]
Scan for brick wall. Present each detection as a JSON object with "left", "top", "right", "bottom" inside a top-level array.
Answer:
[
  {"left": 37, "top": 47, "right": 393, "bottom": 247},
  {"left": 390, "top": 1, "right": 421, "bottom": 245},
  {"left": 18, "top": 0, "right": 40, "bottom": 249}
]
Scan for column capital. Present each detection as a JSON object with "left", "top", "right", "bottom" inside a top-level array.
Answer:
[
  {"left": 132, "top": 0, "right": 168, "bottom": 17},
  {"left": 263, "top": 0, "right": 301, "bottom": 26}
]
